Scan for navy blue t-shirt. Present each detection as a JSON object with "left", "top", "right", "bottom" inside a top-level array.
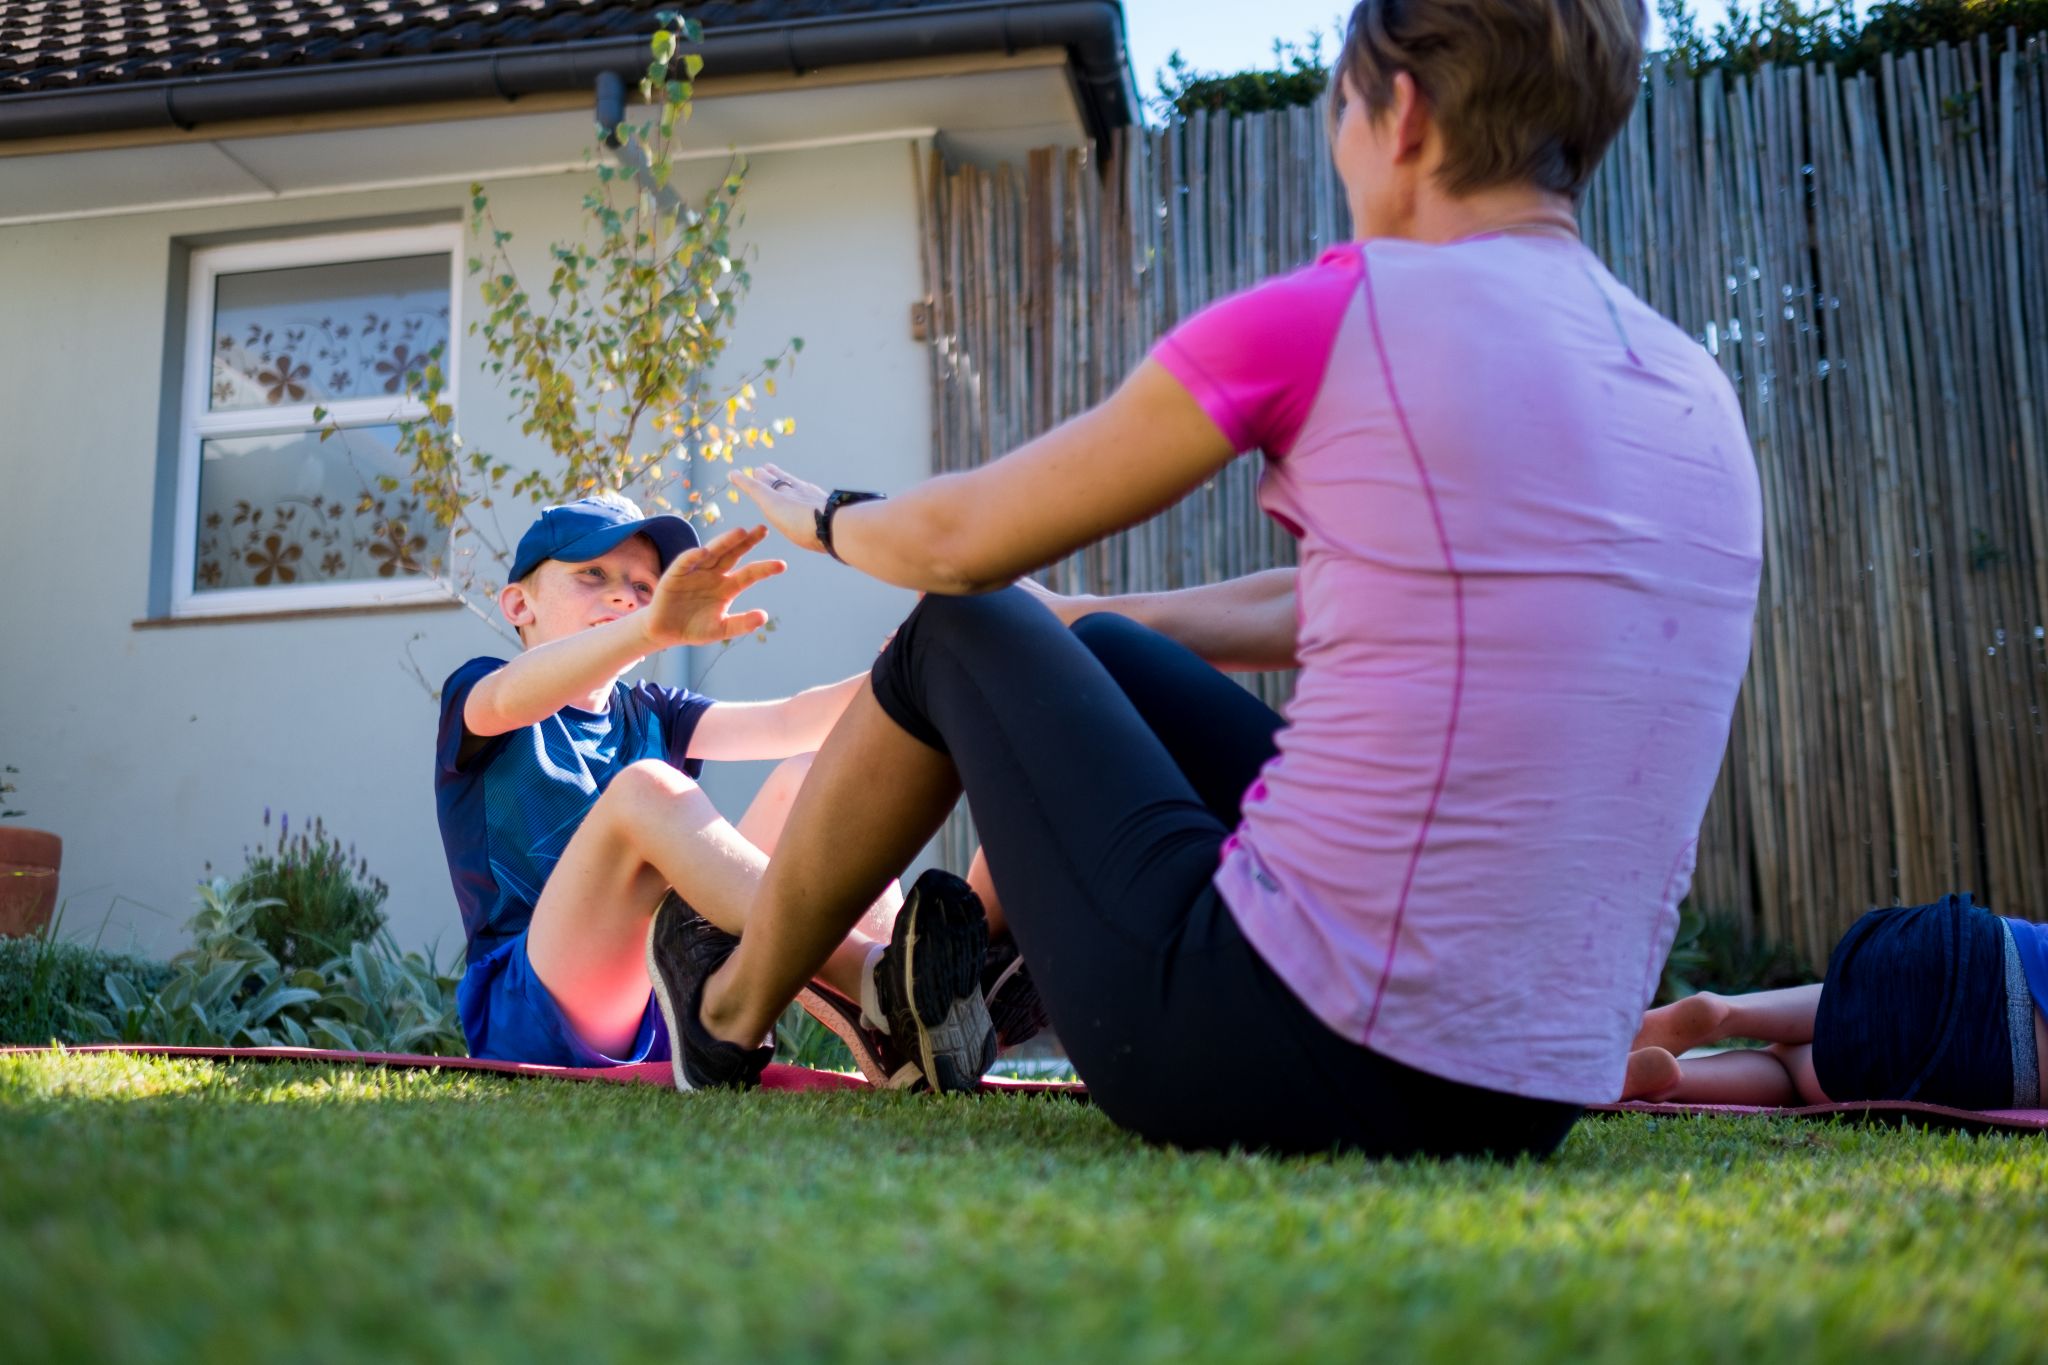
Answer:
[{"left": 434, "top": 657, "right": 714, "bottom": 961}]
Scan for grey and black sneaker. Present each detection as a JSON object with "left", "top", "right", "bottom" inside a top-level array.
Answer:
[
  {"left": 872, "top": 869, "right": 999, "bottom": 1093},
  {"left": 646, "top": 892, "right": 774, "bottom": 1092},
  {"left": 982, "top": 935, "right": 1049, "bottom": 1050}
]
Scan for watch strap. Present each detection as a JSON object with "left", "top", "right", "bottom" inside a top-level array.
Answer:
[{"left": 816, "top": 489, "right": 885, "bottom": 563}]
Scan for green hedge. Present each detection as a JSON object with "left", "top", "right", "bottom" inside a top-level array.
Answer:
[{"left": 0, "top": 938, "right": 171, "bottom": 1047}]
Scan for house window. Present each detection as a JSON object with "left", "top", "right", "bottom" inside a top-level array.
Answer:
[{"left": 173, "top": 226, "right": 460, "bottom": 616}]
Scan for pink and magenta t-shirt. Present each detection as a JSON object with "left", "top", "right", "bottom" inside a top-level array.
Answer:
[{"left": 1154, "top": 235, "right": 1763, "bottom": 1106}]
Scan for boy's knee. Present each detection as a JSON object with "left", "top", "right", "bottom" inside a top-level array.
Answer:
[
  {"left": 602, "top": 759, "right": 698, "bottom": 820},
  {"left": 769, "top": 751, "right": 816, "bottom": 785}
]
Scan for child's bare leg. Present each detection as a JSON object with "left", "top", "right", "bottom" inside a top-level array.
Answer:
[
  {"left": 966, "top": 846, "right": 1009, "bottom": 938},
  {"left": 1634, "top": 983, "right": 1823, "bottom": 1053},
  {"left": 1621, "top": 1047, "right": 1683, "bottom": 1101},
  {"left": 733, "top": 753, "right": 896, "bottom": 993},
  {"left": 1655, "top": 1048, "right": 1804, "bottom": 1106},
  {"left": 526, "top": 758, "right": 878, "bottom": 1054},
  {"left": 524, "top": 761, "right": 771, "bottom": 1054},
  {"left": 1773, "top": 1043, "right": 1830, "bottom": 1104},
  {"left": 701, "top": 685, "right": 962, "bottom": 1047}
]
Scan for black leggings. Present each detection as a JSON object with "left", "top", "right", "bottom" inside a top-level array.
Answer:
[{"left": 871, "top": 588, "right": 1582, "bottom": 1159}]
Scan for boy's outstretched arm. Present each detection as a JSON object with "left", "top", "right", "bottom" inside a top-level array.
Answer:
[
  {"left": 686, "top": 673, "right": 866, "bottom": 762},
  {"left": 465, "top": 526, "right": 785, "bottom": 738}
]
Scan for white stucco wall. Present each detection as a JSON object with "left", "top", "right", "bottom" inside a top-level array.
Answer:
[{"left": 0, "top": 134, "right": 935, "bottom": 960}]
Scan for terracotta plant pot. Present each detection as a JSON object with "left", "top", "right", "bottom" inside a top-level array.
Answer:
[{"left": 0, "top": 826, "right": 62, "bottom": 938}]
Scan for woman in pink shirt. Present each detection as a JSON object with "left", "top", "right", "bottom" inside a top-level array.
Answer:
[{"left": 655, "top": 0, "right": 1763, "bottom": 1157}]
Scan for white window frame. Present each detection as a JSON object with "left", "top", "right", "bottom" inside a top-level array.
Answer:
[{"left": 172, "top": 224, "right": 463, "bottom": 618}]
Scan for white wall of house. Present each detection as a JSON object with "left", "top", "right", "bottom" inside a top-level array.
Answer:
[{"left": 0, "top": 131, "right": 950, "bottom": 961}]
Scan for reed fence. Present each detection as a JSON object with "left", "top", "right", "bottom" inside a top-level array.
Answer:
[{"left": 918, "top": 35, "right": 2048, "bottom": 965}]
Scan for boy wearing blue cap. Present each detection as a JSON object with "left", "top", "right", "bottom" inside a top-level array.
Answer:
[{"left": 434, "top": 492, "right": 1008, "bottom": 1092}]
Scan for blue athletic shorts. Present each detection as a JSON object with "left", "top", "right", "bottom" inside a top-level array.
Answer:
[{"left": 457, "top": 931, "right": 671, "bottom": 1067}]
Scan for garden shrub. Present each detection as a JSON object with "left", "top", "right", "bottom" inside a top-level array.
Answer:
[
  {"left": 0, "top": 935, "right": 171, "bottom": 1046},
  {"left": 231, "top": 812, "right": 388, "bottom": 973},
  {"left": 70, "top": 878, "right": 465, "bottom": 1055},
  {"left": 1659, "top": 901, "right": 1815, "bottom": 1004}
]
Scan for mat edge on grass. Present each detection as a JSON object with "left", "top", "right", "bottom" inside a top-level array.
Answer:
[{"left": 6, "top": 1045, "right": 2046, "bottom": 1132}]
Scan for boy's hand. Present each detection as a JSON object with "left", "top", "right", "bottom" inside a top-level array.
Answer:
[{"left": 641, "top": 525, "right": 787, "bottom": 649}]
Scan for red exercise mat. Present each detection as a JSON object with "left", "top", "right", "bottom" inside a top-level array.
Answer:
[
  {"left": 5, "top": 1046, "right": 2044, "bottom": 1131},
  {"left": 0, "top": 1043, "right": 1082, "bottom": 1096},
  {"left": 1591, "top": 1097, "right": 2048, "bottom": 1134}
]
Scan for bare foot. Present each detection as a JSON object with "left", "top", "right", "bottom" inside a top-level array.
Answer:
[
  {"left": 1631, "top": 992, "right": 1730, "bottom": 1054},
  {"left": 1621, "top": 1046, "right": 1683, "bottom": 1101}
]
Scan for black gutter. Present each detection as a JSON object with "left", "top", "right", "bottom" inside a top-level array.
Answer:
[{"left": 0, "top": 1, "right": 1136, "bottom": 148}]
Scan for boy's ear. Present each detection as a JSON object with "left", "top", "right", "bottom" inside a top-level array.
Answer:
[{"left": 500, "top": 578, "right": 537, "bottom": 631}]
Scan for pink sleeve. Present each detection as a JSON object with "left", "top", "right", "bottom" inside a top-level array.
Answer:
[{"left": 1150, "top": 246, "right": 1360, "bottom": 457}]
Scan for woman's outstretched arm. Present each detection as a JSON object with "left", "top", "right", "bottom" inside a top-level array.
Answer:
[{"left": 732, "top": 359, "right": 1238, "bottom": 594}]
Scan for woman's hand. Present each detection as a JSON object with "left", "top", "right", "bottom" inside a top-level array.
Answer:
[
  {"left": 641, "top": 525, "right": 787, "bottom": 649},
  {"left": 731, "top": 463, "right": 828, "bottom": 554}
]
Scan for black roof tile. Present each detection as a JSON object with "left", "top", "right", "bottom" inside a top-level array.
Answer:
[{"left": 0, "top": 0, "right": 982, "bottom": 96}]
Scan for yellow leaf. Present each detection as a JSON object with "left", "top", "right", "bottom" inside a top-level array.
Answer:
[{"left": 727, "top": 490, "right": 739, "bottom": 503}]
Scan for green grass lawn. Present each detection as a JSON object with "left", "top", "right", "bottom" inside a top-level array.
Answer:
[{"left": 3, "top": 1053, "right": 2046, "bottom": 1364}]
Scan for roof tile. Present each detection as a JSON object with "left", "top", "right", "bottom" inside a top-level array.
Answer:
[{"left": 0, "top": 0, "right": 979, "bottom": 96}]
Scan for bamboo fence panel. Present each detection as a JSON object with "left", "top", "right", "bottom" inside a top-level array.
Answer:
[{"left": 919, "top": 39, "right": 2048, "bottom": 964}]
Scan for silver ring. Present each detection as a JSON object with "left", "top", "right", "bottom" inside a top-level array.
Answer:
[{"left": 770, "top": 478, "right": 792, "bottom": 491}]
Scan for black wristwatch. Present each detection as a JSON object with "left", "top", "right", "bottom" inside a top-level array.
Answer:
[{"left": 816, "top": 489, "right": 885, "bottom": 563}]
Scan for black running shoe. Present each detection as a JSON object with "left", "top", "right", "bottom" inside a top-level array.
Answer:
[
  {"left": 646, "top": 893, "right": 774, "bottom": 1091},
  {"left": 873, "top": 869, "right": 998, "bottom": 1093},
  {"left": 982, "top": 935, "right": 1049, "bottom": 1050}
]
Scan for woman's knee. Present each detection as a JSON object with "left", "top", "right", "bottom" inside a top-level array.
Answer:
[
  {"left": 1069, "top": 609, "right": 1154, "bottom": 656},
  {"left": 899, "top": 584, "right": 1037, "bottom": 642}
]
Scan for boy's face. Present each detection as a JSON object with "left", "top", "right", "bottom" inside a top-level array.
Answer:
[{"left": 501, "top": 535, "right": 663, "bottom": 647}]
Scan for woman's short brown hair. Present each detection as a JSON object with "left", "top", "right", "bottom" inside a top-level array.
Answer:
[{"left": 1336, "top": 0, "right": 1645, "bottom": 197}]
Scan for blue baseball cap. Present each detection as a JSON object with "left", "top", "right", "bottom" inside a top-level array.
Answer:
[{"left": 509, "top": 495, "right": 700, "bottom": 583}]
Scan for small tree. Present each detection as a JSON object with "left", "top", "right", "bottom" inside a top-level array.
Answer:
[{"left": 325, "top": 13, "right": 798, "bottom": 637}]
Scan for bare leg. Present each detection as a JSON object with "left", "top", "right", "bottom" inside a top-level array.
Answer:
[
  {"left": 526, "top": 757, "right": 878, "bottom": 1055},
  {"left": 1654, "top": 1048, "right": 1804, "bottom": 1106},
  {"left": 1621, "top": 1047, "right": 1683, "bottom": 1101},
  {"left": 1633, "top": 983, "right": 1823, "bottom": 1053},
  {"left": 731, "top": 754, "right": 891, "bottom": 994},
  {"left": 966, "top": 846, "right": 1008, "bottom": 939},
  {"left": 1774, "top": 1043, "right": 1830, "bottom": 1104},
  {"left": 737, "top": 751, "right": 903, "bottom": 940},
  {"left": 701, "top": 684, "right": 961, "bottom": 1046}
]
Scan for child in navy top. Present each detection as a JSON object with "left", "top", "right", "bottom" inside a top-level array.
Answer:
[
  {"left": 1623, "top": 893, "right": 2046, "bottom": 1109},
  {"left": 434, "top": 494, "right": 1008, "bottom": 1089}
]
